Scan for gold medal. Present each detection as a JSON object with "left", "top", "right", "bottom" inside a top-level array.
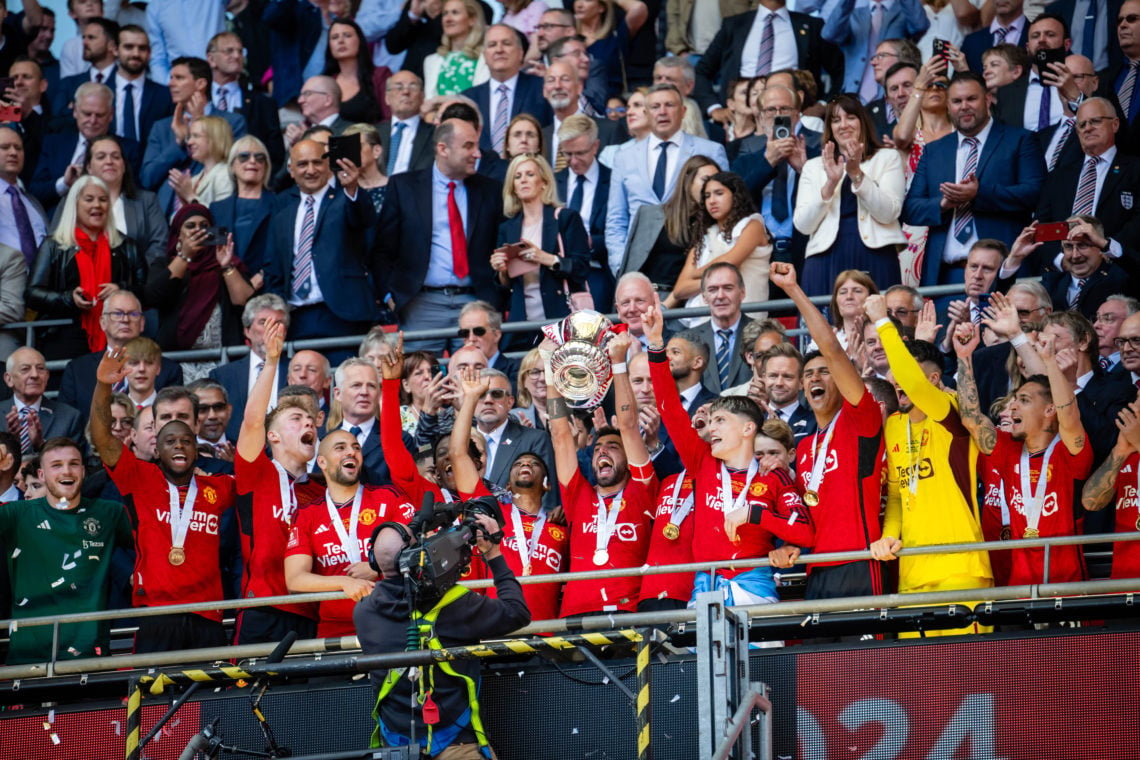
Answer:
[
  {"left": 803, "top": 490, "right": 819, "bottom": 507},
  {"left": 663, "top": 522, "right": 680, "bottom": 540},
  {"left": 1023, "top": 527, "right": 1040, "bottom": 538},
  {"left": 593, "top": 549, "right": 609, "bottom": 566},
  {"left": 1000, "top": 526, "right": 1011, "bottom": 541},
  {"left": 1136, "top": 515, "right": 1140, "bottom": 532},
  {"left": 168, "top": 546, "right": 186, "bottom": 566},
  {"left": 522, "top": 565, "right": 532, "bottom": 576}
]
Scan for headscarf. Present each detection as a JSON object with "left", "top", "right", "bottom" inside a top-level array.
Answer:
[
  {"left": 74, "top": 227, "right": 113, "bottom": 352},
  {"left": 166, "top": 203, "right": 224, "bottom": 350}
]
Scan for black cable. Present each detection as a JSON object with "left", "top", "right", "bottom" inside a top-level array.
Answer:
[{"left": 545, "top": 657, "right": 638, "bottom": 687}]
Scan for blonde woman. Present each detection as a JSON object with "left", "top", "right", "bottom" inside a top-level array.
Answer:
[
  {"left": 210, "top": 135, "right": 274, "bottom": 288},
  {"left": 167, "top": 115, "right": 234, "bottom": 216},
  {"left": 513, "top": 348, "right": 549, "bottom": 429},
  {"left": 491, "top": 154, "right": 590, "bottom": 322},
  {"left": 423, "top": 0, "right": 490, "bottom": 97}
]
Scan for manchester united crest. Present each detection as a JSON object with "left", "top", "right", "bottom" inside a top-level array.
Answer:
[
  {"left": 548, "top": 526, "right": 565, "bottom": 541},
  {"left": 359, "top": 509, "right": 377, "bottom": 526},
  {"left": 750, "top": 482, "right": 767, "bottom": 497},
  {"left": 202, "top": 486, "right": 218, "bottom": 505},
  {"left": 82, "top": 517, "right": 101, "bottom": 536}
]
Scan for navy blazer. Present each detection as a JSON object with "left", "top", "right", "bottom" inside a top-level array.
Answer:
[
  {"left": 373, "top": 168, "right": 505, "bottom": 312},
  {"left": 961, "top": 23, "right": 1029, "bottom": 73},
  {"left": 496, "top": 205, "right": 590, "bottom": 322},
  {"left": 901, "top": 120, "right": 1046, "bottom": 285},
  {"left": 262, "top": 0, "right": 323, "bottom": 106},
  {"left": 1042, "top": 261, "right": 1133, "bottom": 322},
  {"left": 463, "top": 74, "right": 553, "bottom": 151},
  {"left": 209, "top": 192, "right": 276, "bottom": 277},
  {"left": 555, "top": 162, "right": 611, "bottom": 271},
  {"left": 58, "top": 350, "right": 183, "bottom": 429},
  {"left": 264, "top": 185, "right": 380, "bottom": 324},
  {"left": 1044, "top": 0, "right": 1124, "bottom": 75},
  {"left": 208, "top": 355, "right": 288, "bottom": 443},
  {"left": 378, "top": 118, "right": 435, "bottom": 175},
  {"left": 51, "top": 71, "right": 173, "bottom": 147},
  {"left": 31, "top": 132, "right": 142, "bottom": 211}
]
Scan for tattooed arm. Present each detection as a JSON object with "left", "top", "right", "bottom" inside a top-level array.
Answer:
[
  {"left": 542, "top": 343, "right": 581, "bottom": 489},
  {"left": 952, "top": 323, "right": 997, "bottom": 455},
  {"left": 1085, "top": 403, "right": 1140, "bottom": 510}
]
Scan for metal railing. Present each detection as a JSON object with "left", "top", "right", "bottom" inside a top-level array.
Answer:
[{"left": 2, "top": 530, "right": 1138, "bottom": 680}]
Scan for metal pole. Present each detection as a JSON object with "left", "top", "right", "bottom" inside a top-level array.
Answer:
[
  {"left": 711, "top": 684, "right": 773, "bottom": 760},
  {"left": 124, "top": 676, "right": 142, "bottom": 760},
  {"left": 635, "top": 628, "right": 651, "bottom": 760},
  {"left": 1043, "top": 542, "right": 1051, "bottom": 588},
  {"left": 137, "top": 682, "right": 201, "bottom": 751}
]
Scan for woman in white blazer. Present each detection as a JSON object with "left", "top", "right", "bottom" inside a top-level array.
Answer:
[
  {"left": 793, "top": 94, "right": 907, "bottom": 298},
  {"left": 168, "top": 115, "right": 234, "bottom": 218}
]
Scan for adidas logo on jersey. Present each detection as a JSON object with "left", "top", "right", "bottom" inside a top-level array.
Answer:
[
  {"left": 1124, "top": 465, "right": 1134, "bottom": 474},
  {"left": 36, "top": 520, "right": 50, "bottom": 530}
]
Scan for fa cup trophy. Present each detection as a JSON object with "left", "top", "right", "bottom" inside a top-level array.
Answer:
[{"left": 541, "top": 310, "right": 615, "bottom": 409}]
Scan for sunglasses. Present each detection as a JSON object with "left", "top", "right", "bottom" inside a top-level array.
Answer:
[
  {"left": 236, "top": 151, "right": 268, "bottom": 164},
  {"left": 482, "top": 388, "right": 510, "bottom": 400},
  {"left": 198, "top": 402, "right": 229, "bottom": 414},
  {"left": 458, "top": 326, "right": 489, "bottom": 338},
  {"left": 607, "top": 106, "right": 627, "bottom": 116}
]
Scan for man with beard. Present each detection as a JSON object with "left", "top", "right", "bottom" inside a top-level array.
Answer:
[
  {"left": 0, "top": 437, "right": 132, "bottom": 664},
  {"left": 451, "top": 367, "right": 567, "bottom": 622},
  {"left": 108, "top": 24, "right": 172, "bottom": 146},
  {"left": 546, "top": 335, "right": 658, "bottom": 617},
  {"left": 953, "top": 320, "right": 1093, "bottom": 586},
  {"left": 234, "top": 318, "right": 326, "bottom": 645},
  {"left": 643, "top": 301, "right": 813, "bottom": 608},
  {"left": 90, "top": 347, "right": 237, "bottom": 653},
  {"left": 285, "top": 430, "right": 415, "bottom": 638},
  {"left": 759, "top": 343, "right": 817, "bottom": 444},
  {"left": 665, "top": 330, "right": 718, "bottom": 416},
  {"left": 864, "top": 295, "right": 993, "bottom": 635},
  {"left": 768, "top": 262, "right": 887, "bottom": 600}
]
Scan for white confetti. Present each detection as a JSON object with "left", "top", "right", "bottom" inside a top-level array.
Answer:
[
  {"left": 572, "top": 728, "right": 579, "bottom": 735},
  {"left": 47, "top": 710, "right": 55, "bottom": 724},
  {"left": 600, "top": 588, "right": 608, "bottom": 602},
  {"left": 517, "top": 671, "right": 525, "bottom": 678},
  {"left": 67, "top": 647, "right": 79, "bottom": 656},
  {"left": 10, "top": 548, "right": 19, "bottom": 558},
  {"left": 640, "top": 563, "right": 650, "bottom": 572},
  {"left": 16, "top": 598, "right": 28, "bottom": 607},
  {"left": 8, "top": 621, "right": 16, "bottom": 633},
  {"left": 111, "top": 720, "right": 121, "bottom": 736},
  {"left": 50, "top": 734, "right": 60, "bottom": 745},
  {"left": 51, "top": 578, "right": 65, "bottom": 588},
  {"left": 42, "top": 722, "right": 50, "bottom": 731},
  {"left": 657, "top": 591, "right": 667, "bottom": 599},
  {"left": 602, "top": 676, "right": 609, "bottom": 684},
  {"left": 670, "top": 694, "right": 680, "bottom": 703}
]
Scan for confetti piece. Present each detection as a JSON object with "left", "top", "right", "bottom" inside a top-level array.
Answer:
[
  {"left": 352, "top": 673, "right": 366, "bottom": 680},
  {"left": 600, "top": 588, "right": 608, "bottom": 601},
  {"left": 8, "top": 621, "right": 16, "bottom": 634},
  {"left": 67, "top": 647, "right": 79, "bottom": 656},
  {"left": 50, "top": 734, "right": 60, "bottom": 745},
  {"left": 51, "top": 578, "right": 64, "bottom": 588},
  {"left": 602, "top": 676, "right": 610, "bottom": 684},
  {"left": 657, "top": 591, "right": 667, "bottom": 599},
  {"left": 42, "top": 722, "right": 50, "bottom": 731},
  {"left": 16, "top": 598, "right": 28, "bottom": 607},
  {"left": 517, "top": 671, "right": 524, "bottom": 678},
  {"left": 47, "top": 710, "right": 55, "bottom": 724},
  {"left": 10, "top": 548, "right": 19, "bottom": 558},
  {"left": 670, "top": 694, "right": 680, "bottom": 703},
  {"left": 640, "top": 563, "right": 650, "bottom": 572},
  {"left": 572, "top": 728, "right": 579, "bottom": 735},
  {"left": 111, "top": 720, "right": 121, "bottom": 736}
]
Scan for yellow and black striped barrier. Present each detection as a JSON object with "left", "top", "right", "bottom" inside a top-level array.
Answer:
[
  {"left": 636, "top": 629, "right": 652, "bottom": 760},
  {"left": 124, "top": 677, "right": 142, "bottom": 760}
]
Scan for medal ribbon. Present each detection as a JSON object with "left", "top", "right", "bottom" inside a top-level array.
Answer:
[
  {"left": 719, "top": 459, "right": 760, "bottom": 515},
  {"left": 509, "top": 506, "right": 546, "bottom": 574},
  {"left": 807, "top": 410, "right": 840, "bottom": 494},
  {"left": 668, "top": 469, "right": 695, "bottom": 526},
  {"left": 1018, "top": 435, "right": 1060, "bottom": 535},
  {"left": 906, "top": 418, "right": 923, "bottom": 497},
  {"left": 325, "top": 486, "right": 365, "bottom": 564},
  {"left": 272, "top": 459, "right": 298, "bottom": 525},
  {"left": 167, "top": 477, "right": 198, "bottom": 551},
  {"left": 594, "top": 488, "right": 624, "bottom": 555}
]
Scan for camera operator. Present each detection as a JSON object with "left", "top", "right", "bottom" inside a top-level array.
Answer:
[{"left": 355, "top": 511, "right": 531, "bottom": 759}]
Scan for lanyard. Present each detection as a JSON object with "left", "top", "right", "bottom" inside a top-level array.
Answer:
[
  {"left": 720, "top": 459, "right": 760, "bottom": 514},
  {"left": 325, "top": 486, "right": 364, "bottom": 564},
  {"left": 594, "top": 488, "right": 625, "bottom": 553},
  {"left": 509, "top": 506, "right": 546, "bottom": 574},
  {"left": 669, "top": 470, "right": 695, "bottom": 526},
  {"left": 167, "top": 477, "right": 198, "bottom": 550},
  {"left": 905, "top": 418, "right": 924, "bottom": 497},
  {"left": 1018, "top": 435, "right": 1060, "bottom": 535},
  {"left": 272, "top": 459, "right": 298, "bottom": 525},
  {"left": 807, "top": 410, "right": 840, "bottom": 494}
]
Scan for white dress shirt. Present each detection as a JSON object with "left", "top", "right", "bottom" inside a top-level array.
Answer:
[
  {"left": 679, "top": 382, "right": 702, "bottom": 410},
  {"left": 115, "top": 74, "right": 146, "bottom": 139},
  {"left": 942, "top": 118, "right": 994, "bottom": 264},
  {"left": 247, "top": 354, "right": 279, "bottom": 408},
  {"left": 389, "top": 114, "right": 422, "bottom": 175},
  {"left": 342, "top": 416, "right": 376, "bottom": 447},
  {"left": 1022, "top": 74, "right": 1064, "bottom": 132},
  {"left": 646, "top": 131, "right": 683, "bottom": 195},
  {"left": 740, "top": 7, "right": 798, "bottom": 81},
  {"left": 988, "top": 15, "right": 1026, "bottom": 44},
  {"left": 211, "top": 81, "right": 241, "bottom": 112},
  {"left": 490, "top": 73, "right": 518, "bottom": 129},
  {"left": 289, "top": 183, "right": 332, "bottom": 307},
  {"left": 568, "top": 159, "right": 600, "bottom": 228},
  {"left": 481, "top": 419, "right": 510, "bottom": 473}
]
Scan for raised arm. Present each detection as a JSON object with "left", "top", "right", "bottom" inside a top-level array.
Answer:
[
  {"left": 1083, "top": 404, "right": 1139, "bottom": 511},
  {"left": 450, "top": 367, "right": 489, "bottom": 495},
  {"left": 769, "top": 262, "right": 864, "bottom": 405},
  {"left": 642, "top": 293, "right": 709, "bottom": 471},
  {"left": 951, "top": 322, "right": 997, "bottom": 455},
  {"left": 236, "top": 317, "right": 284, "bottom": 463},
  {"left": 1037, "top": 333, "right": 1085, "bottom": 455},
  {"left": 89, "top": 348, "right": 130, "bottom": 468},
  {"left": 379, "top": 333, "right": 428, "bottom": 502},
  {"left": 543, "top": 341, "right": 582, "bottom": 488},
  {"left": 981, "top": 291, "right": 1046, "bottom": 376},
  {"left": 609, "top": 332, "right": 651, "bottom": 479}
]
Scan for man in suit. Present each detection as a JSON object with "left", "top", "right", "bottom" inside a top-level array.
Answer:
[
  {"left": 6, "top": 58, "right": 49, "bottom": 185},
  {"left": 1041, "top": 216, "right": 1133, "bottom": 320},
  {"left": 263, "top": 139, "right": 379, "bottom": 345},
  {"left": 541, "top": 61, "right": 623, "bottom": 171},
  {"left": 614, "top": 273, "right": 670, "bottom": 352},
  {"left": 693, "top": 263, "right": 754, "bottom": 395},
  {"left": 822, "top": 0, "right": 928, "bottom": 100},
  {"left": 758, "top": 341, "right": 817, "bottom": 443},
  {"left": 107, "top": 24, "right": 173, "bottom": 148},
  {"left": 732, "top": 83, "right": 820, "bottom": 286},
  {"left": 606, "top": 83, "right": 728, "bottom": 275},
  {"left": 1094, "top": 294, "right": 1138, "bottom": 372},
  {"left": 139, "top": 56, "right": 246, "bottom": 191},
  {"left": 665, "top": 329, "right": 719, "bottom": 415},
  {"left": 960, "top": 0, "right": 1030, "bottom": 72},
  {"left": 380, "top": 70, "right": 434, "bottom": 176},
  {"left": 283, "top": 76, "right": 350, "bottom": 152},
  {"left": 31, "top": 82, "right": 140, "bottom": 212},
  {"left": 472, "top": 368, "right": 556, "bottom": 507},
  {"left": 50, "top": 16, "right": 118, "bottom": 121},
  {"left": 694, "top": 0, "right": 844, "bottom": 125},
  {"left": 331, "top": 357, "right": 404, "bottom": 487},
  {"left": 0, "top": 125, "right": 48, "bottom": 272},
  {"left": 872, "top": 58, "right": 919, "bottom": 145},
  {"left": 545, "top": 34, "right": 610, "bottom": 118},
  {"left": 208, "top": 294, "right": 290, "bottom": 443},
  {"left": 992, "top": 14, "right": 1081, "bottom": 133},
  {"left": 902, "top": 72, "right": 1046, "bottom": 286},
  {"left": 458, "top": 301, "right": 519, "bottom": 393},
  {"left": 555, "top": 115, "right": 613, "bottom": 311},
  {"left": 206, "top": 31, "right": 284, "bottom": 171},
  {"left": 1045, "top": 0, "right": 1124, "bottom": 73},
  {"left": 1098, "top": 0, "right": 1140, "bottom": 156},
  {"left": 374, "top": 118, "right": 504, "bottom": 355},
  {"left": 1038, "top": 54, "right": 1099, "bottom": 172},
  {"left": 3, "top": 347, "right": 84, "bottom": 456},
  {"left": 463, "top": 24, "right": 551, "bottom": 155},
  {"left": 58, "top": 291, "right": 182, "bottom": 429}
]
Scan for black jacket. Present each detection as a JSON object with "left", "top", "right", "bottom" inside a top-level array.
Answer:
[
  {"left": 354, "top": 554, "right": 530, "bottom": 745},
  {"left": 26, "top": 236, "right": 147, "bottom": 317}
]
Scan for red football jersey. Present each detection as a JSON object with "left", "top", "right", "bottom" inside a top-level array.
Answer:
[
  {"left": 108, "top": 447, "right": 236, "bottom": 622},
  {"left": 285, "top": 485, "right": 414, "bottom": 637},
  {"left": 235, "top": 450, "right": 326, "bottom": 618},
  {"left": 381, "top": 378, "right": 447, "bottom": 506},
  {"left": 978, "top": 452, "right": 1012, "bottom": 587},
  {"left": 559, "top": 470, "right": 656, "bottom": 617},
  {"left": 793, "top": 390, "right": 885, "bottom": 569},
  {"left": 1111, "top": 452, "right": 1140, "bottom": 580},
  {"left": 990, "top": 430, "right": 1093, "bottom": 585},
  {"left": 639, "top": 472, "right": 696, "bottom": 605}
]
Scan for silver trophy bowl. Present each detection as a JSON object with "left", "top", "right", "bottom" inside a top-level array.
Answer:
[{"left": 546, "top": 310, "right": 614, "bottom": 409}]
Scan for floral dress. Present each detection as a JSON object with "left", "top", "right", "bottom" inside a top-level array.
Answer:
[{"left": 436, "top": 51, "right": 478, "bottom": 96}]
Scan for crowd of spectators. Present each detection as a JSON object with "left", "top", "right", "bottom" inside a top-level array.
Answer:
[{"left": 1, "top": 0, "right": 1140, "bottom": 664}]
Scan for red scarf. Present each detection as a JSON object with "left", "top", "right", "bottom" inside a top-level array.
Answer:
[{"left": 74, "top": 228, "right": 112, "bottom": 352}]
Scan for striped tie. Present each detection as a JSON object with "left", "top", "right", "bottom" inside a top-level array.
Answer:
[
  {"left": 992, "top": 26, "right": 1009, "bottom": 46},
  {"left": 1048, "top": 118, "right": 1074, "bottom": 170},
  {"left": 1071, "top": 278, "right": 1087, "bottom": 309},
  {"left": 1072, "top": 157, "right": 1098, "bottom": 215},
  {"left": 386, "top": 121, "right": 406, "bottom": 176},
  {"left": 1120, "top": 61, "right": 1140, "bottom": 119},
  {"left": 756, "top": 14, "right": 775, "bottom": 76},
  {"left": 292, "top": 195, "right": 316, "bottom": 300},
  {"left": 1100, "top": 355, "right": 1110, "bottom": 371},
  {"left": 716, "top": 329, "right": 733, "bottom": 390},
  {"left": 217, "top": 86, "right": 229, "bottom": 112},
  {"left": 492, "top": 83, "right": 510, "bottom": 154},
  {"left": 952, "top": 137, "right": 979, "bottom": 243},
  {"left": 18, "top": 407, "right": 31, "bottom": 455}
]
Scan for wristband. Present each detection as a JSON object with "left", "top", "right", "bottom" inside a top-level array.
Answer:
[
  {"left": 874, "top": 317, "right": 891, "bottom": 330},
  {"left": 612, "top": 362, "right": 627, "bottom": 375},
  {"left": 629, "top": 460, "right": 654, "bottom": 482},
  {"left": 1011, "top": 333, "right": 1028, "bottom": 348}
]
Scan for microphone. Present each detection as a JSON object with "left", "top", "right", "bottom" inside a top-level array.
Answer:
[
  {"left": 178, "top": 719, "right": 218, "bottom": 760},
  {"left": 266, "top": 631, "right": 297, "bottom": 664}
]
